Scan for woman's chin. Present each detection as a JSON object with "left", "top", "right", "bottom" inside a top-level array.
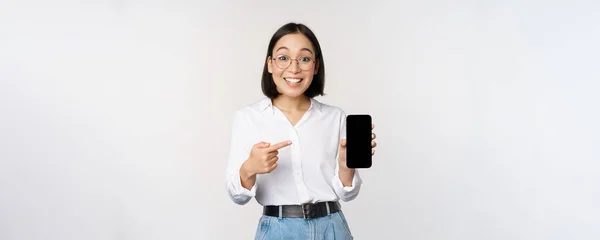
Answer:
[
  {"left": 278, "top": 89, "right": 307, "bottom": 98},
  {"left": 276, "top": 85, "right": 308, "bottom": 98}
]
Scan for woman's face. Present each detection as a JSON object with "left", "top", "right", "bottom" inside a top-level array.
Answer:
[{"left": 267, "top": 33, "right": 318, "bottom": 99}]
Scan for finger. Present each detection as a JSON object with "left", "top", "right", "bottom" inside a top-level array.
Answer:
[
  {"left": 372, "top": 141, "right": 377, "bottom": 147},
  {"left": 268, "top": 156, "right": 279, "bottom": 164},
  {"left": 267, "top": 151, "right": 278, "bottom": 160},
  {"left": 372, "top": 133, "right": 376, "bottom": 139},
  {"left": 372, "top": 124, "right": 375, "bottom": 130},
  {"left": 268, "top": 162, "right": 278, "bottom": 172},
  {"left": 340, "top": 139, "right": 347, "bottom": 147},
  {"left": 271, "top": 162, "right": 279, "bottom": 171},
  {"left": 255, "top": 142, "right": 270, "bottom": 148},
  {"left": 372, "top": 149, "right": 375, "bottom": 155},
  {"left": 267, "top": 140, "right": 292, "bottom": 151},
  {"left": 264, "top": 162, "right": 278, "bottom": 173}
]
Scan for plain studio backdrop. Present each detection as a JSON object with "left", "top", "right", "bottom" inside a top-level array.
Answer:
[{"left": 1, "top": 0, "right": 599, "bottom": 239}]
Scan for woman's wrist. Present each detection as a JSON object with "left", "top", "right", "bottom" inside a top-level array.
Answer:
[
  {"left": 338, "top": 165, "right": 355, "bottom": 187},
  {"left": 239, "top": 160, "right": 257, "bottom": 190},
  {"left": 240, "top": 160, "right": 256, "bottom": 180},
  {"left": 339, "top": 166, "right": 355, "bottom": 175}
]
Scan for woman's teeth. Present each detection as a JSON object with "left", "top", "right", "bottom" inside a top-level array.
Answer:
[{"left": 285, "top": 78, "right": 302, "bottom": 83}]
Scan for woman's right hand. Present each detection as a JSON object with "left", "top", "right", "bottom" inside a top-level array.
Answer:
[{"left": 241, "top": 140, "right": 292, "bottom": 176}]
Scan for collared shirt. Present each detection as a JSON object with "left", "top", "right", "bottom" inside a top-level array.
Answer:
[{"left": 225, "top": 97, "right": 362, "bottom": 206}]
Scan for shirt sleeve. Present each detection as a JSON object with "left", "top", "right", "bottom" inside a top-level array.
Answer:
[
  {"left": 225, "top": 109, "right": 256, "bottom": 205},
  {"left": 331, "top": 110, "right": 363, "bottom": 202}
]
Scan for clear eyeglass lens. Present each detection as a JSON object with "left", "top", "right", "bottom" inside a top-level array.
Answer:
[{"left": 275, "top": 55, "right": 313, "bottom": 70}]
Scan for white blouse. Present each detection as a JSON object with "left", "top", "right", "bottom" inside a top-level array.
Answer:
[{"left": 225, "top": 97, "right": 362, "bottom": 206}]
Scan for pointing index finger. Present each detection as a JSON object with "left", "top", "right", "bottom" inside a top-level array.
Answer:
[{"left": 268, "top": 140, "right": 292, "bottom": 151}]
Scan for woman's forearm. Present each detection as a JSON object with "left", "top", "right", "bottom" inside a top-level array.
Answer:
[
  {"left": 338, "top": 166, "right": 355, "bottom": 187},
  {"left": 240, "top": 161, "right": 257, "bottom": 190}
]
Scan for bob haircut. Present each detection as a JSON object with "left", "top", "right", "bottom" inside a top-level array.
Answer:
[{"left": 261, "top": 22, "right": 326, "bottom": 99}]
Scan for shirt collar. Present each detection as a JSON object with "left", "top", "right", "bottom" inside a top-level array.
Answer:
[
  {"left": 258, "top": 97, "right": 323, "bottom": 114},
  {"left": 309, "top": 98, "right": 323, "bottom": 113},
  {"left": 258, "top": 98, "right": 274, "bottom": 115}
]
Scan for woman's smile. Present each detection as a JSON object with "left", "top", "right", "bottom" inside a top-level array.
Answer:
[{"left": 284, "top": 77, "right": 303, "bottom": 87}]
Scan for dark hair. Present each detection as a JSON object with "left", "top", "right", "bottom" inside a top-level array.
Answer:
[{"left": 261, "top": 22, "right": 325, "bottom": 99}]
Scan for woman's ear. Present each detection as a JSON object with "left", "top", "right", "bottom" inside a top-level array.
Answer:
[
  {"left": 314, "top": 60, "right": 319, "bottom": 74},
  {"left": 267, "top": 56, "right": 273, "bottom": 73}
]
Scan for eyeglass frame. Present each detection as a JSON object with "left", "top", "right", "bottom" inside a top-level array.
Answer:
[{"left": 270, "top": 54, "right": 316, "bottom": 71}]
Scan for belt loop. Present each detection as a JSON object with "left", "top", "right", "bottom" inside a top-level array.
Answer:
[
  {"left": 278, "top": 205, "right": 283, "bottom": 219},
  {"left": 326, "top": 202, "right": 331, "bottom": 215}
]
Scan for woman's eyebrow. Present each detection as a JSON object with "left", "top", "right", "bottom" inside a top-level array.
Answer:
[
  {"left": 275, "top": 46, "right": 314, "bottom": 55},
  {"left": 275, "top": 46, "right": 289, "bottom": 52},
  {"left": 300, "top": 48, "right": 314, "bottom": 55}
]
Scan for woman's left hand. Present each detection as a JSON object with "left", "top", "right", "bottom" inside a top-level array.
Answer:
[{"left": 338, "top": 124, "right": 377, "bottom": 169}]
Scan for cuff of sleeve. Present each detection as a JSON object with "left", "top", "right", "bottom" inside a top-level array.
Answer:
[
  {"left": 231, "top": 170, "right": 257, "bottom": 197},
  {"left": 336, "top": 170, "right": 361, "bottom": 192}
]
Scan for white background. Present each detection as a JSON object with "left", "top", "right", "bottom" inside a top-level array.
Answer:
[{"left": 1, "top": 0, "right": 599, "bottom": 239}]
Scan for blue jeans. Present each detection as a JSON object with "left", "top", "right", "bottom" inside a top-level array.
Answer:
[{"left": 254, "top": 211, "right": 354, "bottom": 240}]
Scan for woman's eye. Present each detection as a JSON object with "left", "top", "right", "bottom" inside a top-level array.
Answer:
[
  {"left": 299, "top": 57, "right": 311, "bottom": 62},
  {"left": 278, "top": 56, "right": 288, "bottom": 60}
]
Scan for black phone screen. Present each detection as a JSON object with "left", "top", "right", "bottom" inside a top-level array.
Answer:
[{"left": 345, "top": 114, "right": 372, "bottom": 168}]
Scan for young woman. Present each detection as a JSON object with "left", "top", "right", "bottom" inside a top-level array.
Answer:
[{"left": 226, "top": 22, "right": 378, "bottom": 240}]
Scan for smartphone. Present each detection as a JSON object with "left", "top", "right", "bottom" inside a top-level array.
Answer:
[{"left": 345, "top": 114, "right": 372, "bottom": 168}]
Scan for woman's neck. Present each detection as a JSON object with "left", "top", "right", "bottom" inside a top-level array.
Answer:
[{"left": 272, "top": 95, "right": 311, "bottom": 112}]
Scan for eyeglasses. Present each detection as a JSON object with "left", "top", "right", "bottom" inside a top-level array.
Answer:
[{"left": 271, "top": 54, "right": 315, "bottom": 71}]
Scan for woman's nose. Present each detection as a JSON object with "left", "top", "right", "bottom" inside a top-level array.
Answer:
[{"left": 287, "top": 59, "right": 301, "bottom": 73}]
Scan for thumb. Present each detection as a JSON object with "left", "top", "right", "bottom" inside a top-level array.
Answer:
[
  {"left": 340, "top": 139, "right": 347, "bottom": 147},
  {"left": 256, "top": 142, "right": 270, "bottom": 148}
]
